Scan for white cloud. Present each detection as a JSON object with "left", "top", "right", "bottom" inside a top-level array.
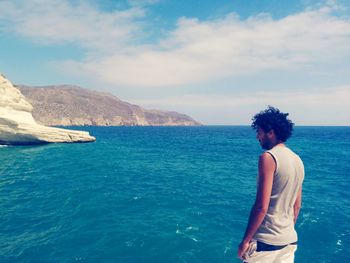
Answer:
[
  {"left": 130, "top": 86, "right": 350, "bottom": 125},
  {"left": 63, "top": 6, "right": 350, "bottom": 87},
  {"left": 1, "top": 0, "right": 350, "bottom": 90},
  {"left": 0, "top": 0, "right": 145, "bottom": 51},
  {"left": 132, "top": 86, "right": 350, "bottom": 107}
]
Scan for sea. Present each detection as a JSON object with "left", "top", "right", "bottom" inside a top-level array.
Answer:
[{"left": 0, "top": 126, "right": 349, "bottom": 263}]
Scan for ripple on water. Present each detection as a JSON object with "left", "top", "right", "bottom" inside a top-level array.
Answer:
[{"left": 0, "top": 126, "right": 349, "bottom": 262}]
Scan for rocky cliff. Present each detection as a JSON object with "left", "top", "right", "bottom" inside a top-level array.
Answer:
[
  {"left": 18, "top": 85, "right": 200, "bottom": 126},
  {"left": 0, "top": 74, "right": 95, "bottom": 145}
]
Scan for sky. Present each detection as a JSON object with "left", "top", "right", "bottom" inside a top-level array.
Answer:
[{"left": 0, "top": 0, "right": 349, "bottom": 125}]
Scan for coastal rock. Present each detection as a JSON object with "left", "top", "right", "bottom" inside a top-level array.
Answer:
[
  {"left": 0, "top": 74, "right": 95, "bottom": 145},
  {"left": 18, "top": 85, "right": 200, "bottom": 126}
]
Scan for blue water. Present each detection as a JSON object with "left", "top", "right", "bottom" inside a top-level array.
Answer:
[{"left": 0, "top": 126, "right": 349, "bottom": 262}]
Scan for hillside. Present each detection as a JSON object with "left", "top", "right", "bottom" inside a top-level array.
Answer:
[{"left": 17, "top": 85, "right": 200, "bottom": 126}]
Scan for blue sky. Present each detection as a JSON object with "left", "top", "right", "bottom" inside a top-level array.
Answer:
[{"left": 0, "top": 0, "right": 349, "bottom": 125}]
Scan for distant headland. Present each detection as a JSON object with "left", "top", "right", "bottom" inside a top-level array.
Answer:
[{"left": 17, "top": 85, "right": 200, "bottom": 127}]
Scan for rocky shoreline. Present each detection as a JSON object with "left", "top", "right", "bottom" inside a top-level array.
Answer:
[{"left": 0, "top": 74, "right": 95, "bottom": 145}]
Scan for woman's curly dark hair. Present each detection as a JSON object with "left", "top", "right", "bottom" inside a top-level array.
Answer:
[{"left": 251, "top": 106, "right": 294, "bottom": 142}]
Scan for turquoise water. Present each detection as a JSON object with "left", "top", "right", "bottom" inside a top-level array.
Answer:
[{"left": 0, "top": 126, "right": 349, "bottom": 262}]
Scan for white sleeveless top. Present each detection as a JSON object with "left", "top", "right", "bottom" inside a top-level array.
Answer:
[{"left": 253, "top": 145, "right": 304, "bottom": 245}]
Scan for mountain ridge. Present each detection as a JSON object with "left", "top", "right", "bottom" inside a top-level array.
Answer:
[{"left": 17, "top": 85, "right": 200, "bottom": 126}]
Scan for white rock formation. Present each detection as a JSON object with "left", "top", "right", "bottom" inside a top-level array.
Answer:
[{"left": 0, "top": 74, "right": 95, "bottom": 145}]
